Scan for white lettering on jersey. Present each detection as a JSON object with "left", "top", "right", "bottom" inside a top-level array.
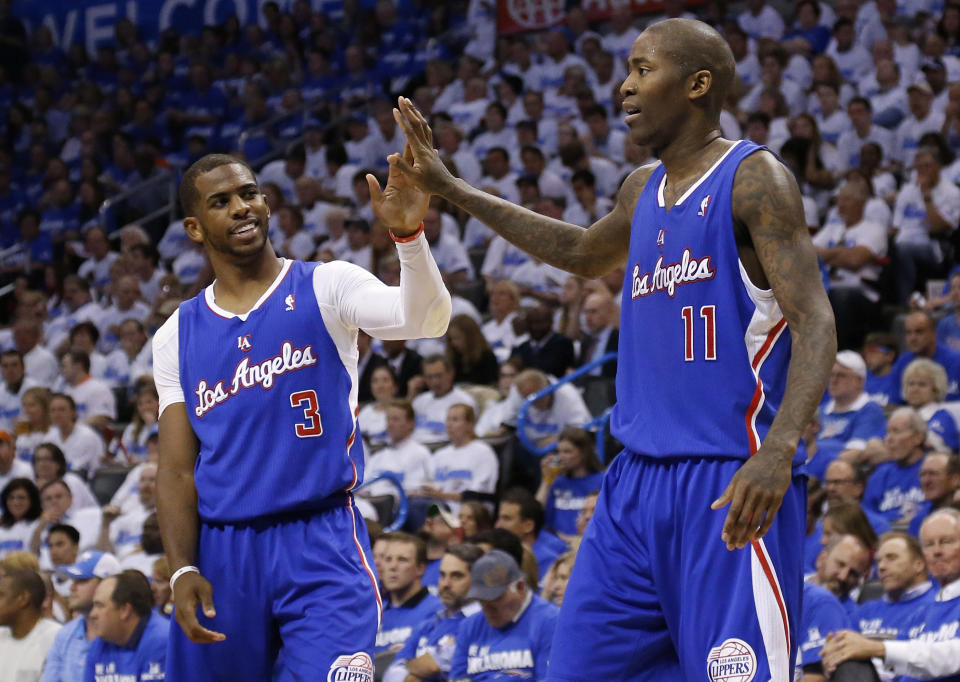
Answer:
[
  {"left": 466, "top": 645, "right": 535, "bottom": 675},
  {"left": 631, "top": 248, "right": 716, "bottom": 299},
  {"left": 194, "top": 342, "right": 317, "bottom": 417},
  {"left": 908, "top": 620, "right": 959, "bottom": 642}
]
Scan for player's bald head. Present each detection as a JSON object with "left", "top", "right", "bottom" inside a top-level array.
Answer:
[{"left": 640, "top": 18, "right": 735, "bottom": 119}]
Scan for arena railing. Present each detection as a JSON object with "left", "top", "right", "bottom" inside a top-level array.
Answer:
[
  {"left": 515, "top": 351, "right": 618, "bottom": 462},
  {"left": 97, "top": 169, "right": 179, "bottom": 232}
]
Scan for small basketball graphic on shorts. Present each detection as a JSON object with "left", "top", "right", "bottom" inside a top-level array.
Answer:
[{"left": 706, "top": 637, "right": 757, "bottom": 682}]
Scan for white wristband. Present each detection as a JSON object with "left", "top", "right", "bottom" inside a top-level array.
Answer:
[{"left": 169, "top": 565, "right": 200, "bottom": 594}]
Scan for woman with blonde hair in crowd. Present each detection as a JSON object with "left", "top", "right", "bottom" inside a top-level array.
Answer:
[
  {"left": 15, "top": 387, "right": 53, "bottom": 463},
  {"left": 901, "top": 358, "right": 959, "bottom": 452},
  {"left": 537, "top": 427, "right": 605, "bottom": 539},
  {"left": 542, "top": 548, "right": 579, "bottom": 607},
  {"left": 446, "top": 314, "right": 499, "bottom": 386}
]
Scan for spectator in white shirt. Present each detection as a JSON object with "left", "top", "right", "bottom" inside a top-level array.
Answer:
[
  {"left": 30, "top": 479, "right": 101, "bottom": 558},
  {"left": 422, "top": 207, "right": 473, "bottom": 285},
  {"left": 96, "top": 463, "right": 157, "bottom": 561},
  {"left": 293, "top": 176, "right": 334, "bottom": 240},
  {"left": 32, "top": 442, "right": 98, "bottom": 513},
  {"left": 339, "top": 215, "right": 374, "bottom": 272},
  {"left": 12, "top": 320, "right": 58, "bottom": 387},
  {"left": 45, "top": 275, "right": 105, "bottom": 357},
  {"left": 895, "top": 82, "right": 946, "bottom": 168},
  {"left": 0, "top": 433, "right": 30, "bottom": 493},
  {"left": 47, "top": 393, "right": 104, "bottom": 479},
  {"left": 471, "top": 103, "right": 515, "bottom": 163},
  {"left": 362, "top": 400, "right": 432, "bottom": 502},
  {"left": 414, "top": 404, "right": 498, "bottom": 514},
  {"left": 583, "top": 105, "right": 626, "bottom": 165},
  {"left": 725, "top": 23, "right": 761, "bottom": 92},
  {"left": 258, "top": 142, "right": 306, "bottom": 202},
  {"left": 103, "top": 319, "right": 151, "bottom": 391},
  {"left": 446, "top": 76, "right": 490, "bottom": 137},
  {"left": 483, "top": 281, "right": 526, "bottom": 363},
  {"left": 863, "top": 59, "right": 909, "bottom": 130},
  {"left": 563, "top": 170, "right": 614, "bottom": 228},
  {"left": 548, "top": 141, "right": 619, "bottom": 199},
  {"left": 76, "top": 226, "right": 119, "bottom": 297},
  {"left": 813, "top": 181, "right": 887, "bottom": 350},
  {"left": 836, "top": 97, "right": 895, "bottom": 172},
  {"left": 892, "top": 146, "right": 960, "bottom": 304},
  {"left": 826, "top": 18, "right": 874, "bottom": 84},
  {"left": 59, "top": 351, "right": 116, "bottom": 431},
  {"left": 518, "top": 146, "right": 569, "bottom": 204},
  {"left": 275, "top": 206, "right": 315, "bottom": 261},
  {"left": 737, "top": 0, "right": 785, "bottom": 40},
  {"left": 601, "top": 5, "right": 638, "bottom": 59},
  {"left": 358, "top": 366, "right": 398, "bottom": 449},
  {"left": 412, "top": 355, "right": 477, "bottom": 445},
  {"left": 370, "top": 98, "right": 406, "bottom": 169},
  {"left": 502, "top": 37, "right": 545, "bottom": 93},
  {"left": 813, "top": 83, "right": 853, "bottom": 147},
  {"left": 434, "top": 120, "right": 482, "bottom": 187},
  {"left": 539, "top": 30, "right": 589, "bottom": 96},
  {"left": 507, "top": 369, "right": 592, "bottom": 449},
  {"left": 0, "top": 569, "right": 61, "bottom": 682},
  {"left": 478, "top": 148, "right": 520, "bottom": 205},
  {"left": 0, "top": 351, "right": 36, "bottom": 433},
  {"left": 96, "top": 276, "right": 151, "bottom": 354},
  {"left": 0, "top": 478, "right": 40, "bottom": 559},
  {"left": 740, "top": 44, "right": 806, "bottom": 116}
]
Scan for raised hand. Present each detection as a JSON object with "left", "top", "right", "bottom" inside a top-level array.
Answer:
[
  {"left": 387, "top": 96, "right": 459, "bottom": 196},
  {"left": 367, "top": 138, "right": 430, "bottom": 237}
]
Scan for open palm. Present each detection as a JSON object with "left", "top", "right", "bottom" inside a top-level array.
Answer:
[{"left": 368, "top": 142, "right": 430, "bottom": 235}]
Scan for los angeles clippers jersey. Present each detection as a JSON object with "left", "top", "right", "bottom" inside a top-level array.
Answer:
[
  {"left": 613, "top": 140, "right": 802, "bottom": 464},
  {"left": 177, "top": 260, "right": 363, "bottom": 522}
]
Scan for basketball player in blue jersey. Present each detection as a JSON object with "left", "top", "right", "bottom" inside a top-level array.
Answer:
[
  {"left": 387, "top": 17, "right": 836, "bottom": 682},
  {"left": 154, "top": 149, "right": 451, "bottom": 681}
]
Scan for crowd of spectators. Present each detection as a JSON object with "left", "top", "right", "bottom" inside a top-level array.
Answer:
[{"left": 0, "top": 0, "right": 959, "bottom": 679}]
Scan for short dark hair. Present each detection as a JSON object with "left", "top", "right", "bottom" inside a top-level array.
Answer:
[
  {"left": 49, "top": 393, "right": 78, "bottom": 413},
  {"left": 571, "top": 169, "right": 596, "bottom": 187},
  {"left": 848, "top": 96, "right": 871, "bottom": 111},
  {"left": 445, "top": 542, "right": 484, "bottom": 568},
  {"left": 501, "top": 487, "right": 545, "bottom": 535},
  {"left": 109, "top": 570, "right": 153, "bottom": 618},
  {"left": 1, "top": 478, "right": 41, "bottom": 527},
  {"left": 69, "top": 321, "right": 100, "bottom": 345},
  {"left": 48, "top": 523, "right": 80, "bottom": 545},
  {"left": 423, "top": 354, "right": 452, "bottom": 371},
  {"left": 386, "top": 399, "right": 415, "bottom": 422},
  {"left": 472, "top": 528, "right": 524, "bottom": 567},
  {"left": 0, "top": 349, "right": 23, "bottom": 364},
  {"left": 878, "top": 531, "right": 925, "bottom": 563},
  {"left": 63, "top": 350, "right": 90, "bottom": 374},
  {"left": 179, "top": 153, "right": 255, "bottom": 217},
  {"left": 4, "top": 569, "right": 45, "bottom": 610},
  {"left": 129, "top": 243, "right": 159, "bottom": 265},
  {"left": 486, "top": 147, "right": 509, "bottom": 163},
  {"left": 34, "top": 443, "right": 67, "bottom": 477},
  {"left": 381, "top": 531, "right": 427, "bottom": 566}
]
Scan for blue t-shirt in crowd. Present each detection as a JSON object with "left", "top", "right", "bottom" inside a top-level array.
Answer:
[
  {"left": 544, "top": 472, "right": 604, "bottom": 537},
  {"left": 392, "top": 602, "right": 482, "bottom": 680},
  {"left": 799, "top": 582, "right": 852, "bottom": 668},
  {"left": 41, "top": 616, "right": 91, "bottom": 682},
  {"left": 863, "top": 458, "right": 925, "bottom": 525},
  {"left": 927, "top": 408, "right": 960, "bottom": 452},
  {"left": 864, "top": 370, "right": 895, "bottom": 407},
  {"left": 83, "top": 611, "right": 168, "bottom": 682},
  {"left": 897, "top": 588, "right": 960, "bottom": 682},
  {"left": 532, "top": 531, "right": 568, "bottom": 580},
  {"left": 887, "top": 346, "right": 960, "bottom": 403},
  {"left": 376, "top": 587, "right": 443, "bottom": 655},
  {"left": 449, "top": 595, "right": 558, "bottom": 681},
  {"left": 937, "top": 314, "right": 960, "bottom": 354},
  {"left": 855, "top": 581, "right": 936, "bottom": 640}
]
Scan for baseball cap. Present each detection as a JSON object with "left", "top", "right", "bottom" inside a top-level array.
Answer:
[
  {"left": 466, "top": 550, "right": 523, "bottom": 601},
  {"left": 58, "top": 550, "right": 121, "bottom": 580},
  {"left": 907, "top": 81, "right": 934, "bottom": 95},
  {"left": 835, "top": 350, "right": 867, "bottom": 379},
  {"left": 427, "top": 502, "right": 461, "bottom": 529}
]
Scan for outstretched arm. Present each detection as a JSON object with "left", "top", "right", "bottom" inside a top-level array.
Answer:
[
  {"left": 713, "top": 150, "right": 836, "bottom": 550},
  {"left": 390, "top": 97, "right": 650, "bottom": 279}
]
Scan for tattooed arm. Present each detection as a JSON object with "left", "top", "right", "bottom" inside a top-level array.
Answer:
[
  {"left": 389, "top": 96, "right": 652, "bottom": 279},
  {"left": 712, "top": 150, "right": 837, "bottom": 550}
]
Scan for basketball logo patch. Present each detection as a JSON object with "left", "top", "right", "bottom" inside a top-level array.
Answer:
[
  {"left": 706, "top": 638, "right": 756, "bottom": 682},
  {"left": 328, "top": 652, "right": 374, "bottom": 682}
]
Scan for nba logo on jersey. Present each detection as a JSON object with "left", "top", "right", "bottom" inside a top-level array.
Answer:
[
  {"left": 237, "top": 334, "right": 252, "bottom": 352},
  {"left": 327, "top": 652, "right": 374, "bottom": 682},
  {"left": 285, "top": 294, "right": 296, "bottom": 311},
  {"left": 698, "top": 195, "right": 712, "bottom": 217},
  {"left": 706, "top": 638, "right": 757, "bottom": 682}
]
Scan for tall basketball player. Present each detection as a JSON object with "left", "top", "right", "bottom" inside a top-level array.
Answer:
[
  {"left": 154, "top": 149, "right": 450, "bottom": 681},
  {"left": 387, "top": 18, "right": 836, "bottom": 682}
]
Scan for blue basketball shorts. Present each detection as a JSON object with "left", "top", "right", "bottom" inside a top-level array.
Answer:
[
  {"left": 547, "top": 452, "right": 805, "bottom": 681},
  {"left": 166, "top": 497, "right": 382, "bottom": 682}
]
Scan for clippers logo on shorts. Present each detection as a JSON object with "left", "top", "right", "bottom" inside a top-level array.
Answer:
[
  {"left": 706, "top": 638, "right": 757, "bottom": 682},
  {"left": 193, "top": 341, "right": 317, "bottom": 417},
  {"left": 327, "top": 652, "right": 374, "bottom": 682},
  {"left": 631, "top": 248, "right": 717, "bottom": 299}
]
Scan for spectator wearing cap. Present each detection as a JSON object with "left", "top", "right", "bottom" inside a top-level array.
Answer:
[
  {"left": 42, "top": 551, "right": 121, "bottom": 682},
  {"left": 84, "top": 570, "right": 168, "bottom": 682},
  {"left": 0, "top": 351, "right": 38, "bottom": 433},
  {"left": 0, "top": 568, "right": 61, "bottom": 681},
  {"left": 383, "top": 543, "right": 484, "bottom": 682},
  {"left": 921, "top": 57, "right": 950, "bottom": 112},
  {"left": 813, "top": 352, "right": 886, "bottom": 480},
  {"left": 909, "top": 452, "right": 960, "bottom": 536},
  {"left": 0, "top": 430, "right": 31, "bottom": 491},
  {"left": 375, "top": 532, "right": 443, "bottom": 657},
  {"left": 448, "top": 549, "right": 558, "bottom": 681},
  {"left": 862, "top": 407, "right": 927, "bottom": 526}
]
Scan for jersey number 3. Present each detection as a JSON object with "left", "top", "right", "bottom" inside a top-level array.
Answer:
[
  {"left": 290, "top": 390, "right": 323, "bottom": 438},
  {"left": 681, "top": 305, "right": 717, "bottom": 362}
]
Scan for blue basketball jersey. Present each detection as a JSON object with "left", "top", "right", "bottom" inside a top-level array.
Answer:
[
  {"left": 177, "top": 260, "right": 364, "bottom": 522},
  {"left": 613, "top": 140, "right": 802, "bottom": 464}
]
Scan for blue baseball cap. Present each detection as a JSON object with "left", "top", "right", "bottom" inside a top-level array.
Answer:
[
  {"left": 58, "top": 550, "right": 121, "bottom": 580},
  {"left": 466, "top": 550, "right": 523, "bottom": 601}
]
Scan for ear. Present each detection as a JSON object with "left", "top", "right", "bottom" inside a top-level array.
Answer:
[
  {"left": 183, "top": 216, "right": 204, "bottom": 245},
  {"left": 688, "top": 69, "right": 713, "bottom": 104}
]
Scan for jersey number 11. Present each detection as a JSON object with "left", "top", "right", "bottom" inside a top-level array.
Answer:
[{"left": 681, "top": 305, "right": 717, "bottom": 362}]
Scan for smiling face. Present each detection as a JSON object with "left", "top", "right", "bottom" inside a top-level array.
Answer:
[{"left": 184, "top": 163, "right": 271, "bottom": 263}]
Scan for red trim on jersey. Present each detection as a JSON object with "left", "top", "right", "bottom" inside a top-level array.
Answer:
[
  {"left": 751, "top": 539, "right": 791, "bottom": 658},
  {"left": 348, "top": 498, "right": 383, "bottom": 624},
  {"left": 389, "top": 223, "right": 424, "bottom": 243},
  {"left": 744, "top": 318, "right": 788, "bottom": 453}
]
